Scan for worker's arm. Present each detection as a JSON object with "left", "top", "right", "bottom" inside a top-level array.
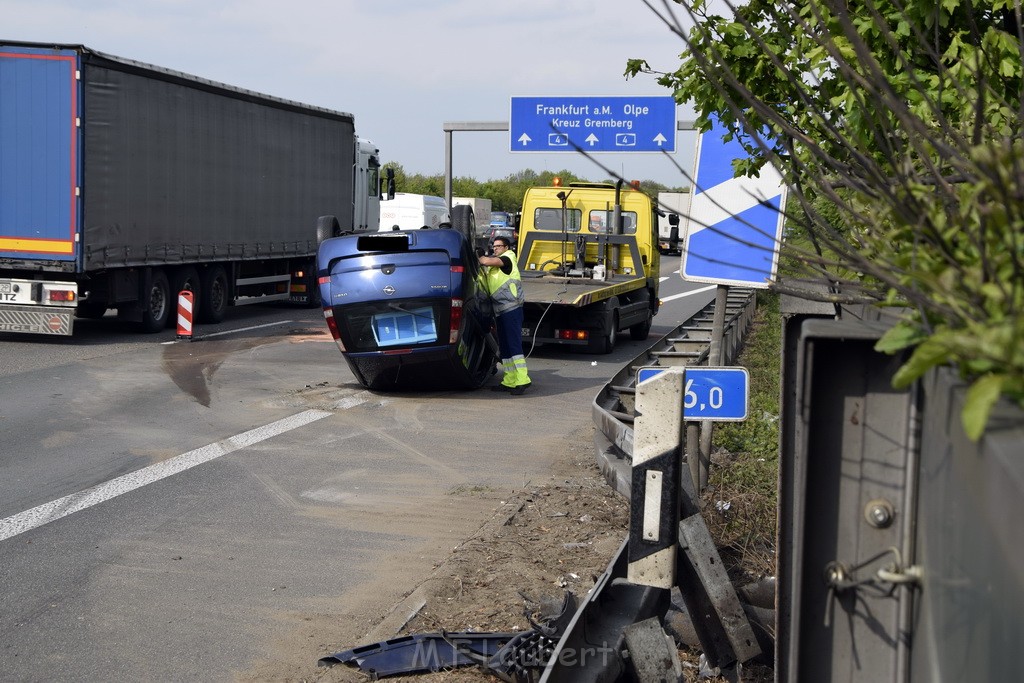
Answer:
[{"left": 478, "top": 254, "right": 513, "bottom": 274}]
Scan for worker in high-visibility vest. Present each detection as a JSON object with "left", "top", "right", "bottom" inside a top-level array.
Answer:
[{"left": 478, "top": 237, "right": 532, "bottom": 395}]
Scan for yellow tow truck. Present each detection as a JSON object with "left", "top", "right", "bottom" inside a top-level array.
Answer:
[{"left": 515, "top": 179, "right": 661, "bottom": 353}]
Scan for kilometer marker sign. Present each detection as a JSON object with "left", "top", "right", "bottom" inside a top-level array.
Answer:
[{"left": 637, "top": 366, "right": 749, "bottom": 421}]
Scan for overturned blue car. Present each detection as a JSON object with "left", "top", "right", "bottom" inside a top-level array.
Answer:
[{"left": 317, "top": 221, "right": 499, "bottom": 391}]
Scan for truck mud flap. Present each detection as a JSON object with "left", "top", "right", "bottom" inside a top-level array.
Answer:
[{"left": 0, "top": 306, "right": 74, "bottom": 335}]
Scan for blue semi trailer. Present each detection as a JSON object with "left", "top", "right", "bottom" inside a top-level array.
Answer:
[{"left": 0, "top": 41, "right": 382, "bottom": 336}]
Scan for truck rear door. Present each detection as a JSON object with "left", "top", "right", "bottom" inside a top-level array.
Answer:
[{"left": 0, "top": 45, "right": 81, "bottom": 264}]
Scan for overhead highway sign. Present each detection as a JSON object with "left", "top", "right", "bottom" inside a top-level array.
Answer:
[{"left": 510, "top": 96, "right": 676, "bottom": 153}]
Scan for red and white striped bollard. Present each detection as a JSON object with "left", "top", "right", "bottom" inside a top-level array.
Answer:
[{"left": 176, "top": 290, "right": 194, "bottom": 340}]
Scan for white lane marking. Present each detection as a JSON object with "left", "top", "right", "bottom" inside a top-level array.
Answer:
[
  {"left": 0, "top": 409, "right": 331, "bottom": 542},
  {"left": 661, "top": 285, "right": 717, "bottom": 303},
  {"left": 161, "top": 320, "right": 299, "bottom": 344}
]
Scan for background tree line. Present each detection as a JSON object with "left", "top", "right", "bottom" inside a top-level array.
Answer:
[{"left": 380, "top": 164, "right": 687, "bottom": 212}]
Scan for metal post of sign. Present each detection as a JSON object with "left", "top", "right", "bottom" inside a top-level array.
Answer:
[
  {"left": 697, "top": 284, "right": 730, "bottom": 490},
  {"left": 630, "top": 365, "right": 760, "bottom": 669},
  {"left": 686, "top": 423, "right": 701, "bottom": 495}
]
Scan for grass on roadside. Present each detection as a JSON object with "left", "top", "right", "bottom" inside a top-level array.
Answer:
[{"left": 702, "top": 291, "right": 781, "bottom": 581}]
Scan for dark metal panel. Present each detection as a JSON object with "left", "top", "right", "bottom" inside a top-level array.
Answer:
[
  {"left": 779, "top": 315, "right": 915, "bottom": 682},
  {"left": 910, "top": 369, "right": 1024, "bottom": 682}
]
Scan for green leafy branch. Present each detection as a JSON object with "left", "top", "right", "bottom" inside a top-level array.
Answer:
[{"left": 628, "top": 0, "right": 1024, "bottom": 439}]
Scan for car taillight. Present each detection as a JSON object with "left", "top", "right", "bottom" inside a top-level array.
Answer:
[
  {"left": 449, "top": 298, "right": 463, "bottom": 343},
  {"left": 555, "top": 328, "right": 589, "bottom": 341},
  {"left": 323, "top": 308, "right": 346, "bottom": 351},
  {"left": 48, "top": 289, "right": 76, "bottom": 302}
]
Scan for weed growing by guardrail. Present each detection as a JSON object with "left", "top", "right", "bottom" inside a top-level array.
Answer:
[{"left": 705, "top": 292, "right": 780, "bottom": 580}]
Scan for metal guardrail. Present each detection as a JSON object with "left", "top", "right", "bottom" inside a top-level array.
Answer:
[
  {"left": 538, "top": 288, "right": 760, "bottom": 681},
  {"left": 592, "top": 288, "right": 757, "bottom": 498}
]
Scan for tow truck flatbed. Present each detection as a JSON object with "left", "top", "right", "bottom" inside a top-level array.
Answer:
[{"left": 521, "top": 272, "right": 648, "bottom": 307}]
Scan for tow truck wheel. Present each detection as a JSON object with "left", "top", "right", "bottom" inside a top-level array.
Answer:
[
  {"left": 597, "top": 310, "right": 618, "bottom": 354},
  {"left": 630, "top": 309, "right": 653, "bottom": 340}
]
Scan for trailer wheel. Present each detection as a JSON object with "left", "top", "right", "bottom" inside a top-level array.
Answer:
[
  {"left": 140, "top": 269, "right": 171, "bottom": 333},
  {"left": 198, "top": 265, "right": 228, "bottom": 324},
  {"left": 167, "top": 267, "right": 201, "bottom": 328}
]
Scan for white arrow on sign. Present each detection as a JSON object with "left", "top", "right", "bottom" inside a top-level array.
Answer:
[
  {"left": 586, "top": 134, "right": 599, "bottom": 146},
  {"left": 518, "top": 133, "right": 532, "bottom": 146},
  {"left": 654, "top": 133, "right": 667, "bottom": 146}
]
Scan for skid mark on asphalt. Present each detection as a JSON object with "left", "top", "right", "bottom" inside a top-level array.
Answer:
[
  {"left": 251, "top": 471, "right": 301, "bottom": 509},
  {"left": 161, "top": 327, "right": 326, "bottom": 407}
]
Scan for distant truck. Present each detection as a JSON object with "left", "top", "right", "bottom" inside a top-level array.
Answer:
[
  {"left": 379, "top": 193, "right": 450, "bottom": 232},
  {"left": 490, "top": 211, "right": 515, "bottom": 228},
  {"left": 657, "top": 191, "right": 689, "bottom": 255},
  {"left": 516, "top": 180, "right": 661, "bottom": 353},
  {"left": 0, "top": 41, "right": 383, "bottom": 336},
  {"left": 452, "top": 197, "right": 492, "bottom": 237}
]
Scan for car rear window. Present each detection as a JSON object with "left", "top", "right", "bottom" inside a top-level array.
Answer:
[{"left": 336, "top": 299, "right": 448, "bottom": 352}]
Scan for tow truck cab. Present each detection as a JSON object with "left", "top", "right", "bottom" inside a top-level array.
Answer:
[{"left": 515, "top": 180, "right": 661, "bottom": 353}]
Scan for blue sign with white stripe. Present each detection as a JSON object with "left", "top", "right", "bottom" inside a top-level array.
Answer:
[
  {"left": 680, "top": 115, "right": 786, "bottom": 287},
  {"left": 510, "top": 96, "right": 676, "bottom": 153},
  {"left": 638, "top": 366, "right": 749, "bottom": 421}
]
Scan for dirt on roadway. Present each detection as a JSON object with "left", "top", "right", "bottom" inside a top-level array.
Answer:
[{"left": 231, "top": 419, "right": 625, "bottom": 682}]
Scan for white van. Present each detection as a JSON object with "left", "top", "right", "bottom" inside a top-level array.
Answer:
[{"left": 379, "top": 193, "right": 450, "bottom": 232}]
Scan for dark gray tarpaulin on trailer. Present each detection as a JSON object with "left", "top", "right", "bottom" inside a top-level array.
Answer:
[{"left": 3, "top": 41, "right": 360, "bottom": 270}]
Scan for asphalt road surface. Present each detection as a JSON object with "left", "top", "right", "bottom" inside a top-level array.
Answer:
[{"left": 0, "top": 257, "right": 714, "bottom": 681}]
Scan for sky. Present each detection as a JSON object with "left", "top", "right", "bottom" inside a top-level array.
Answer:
[{"left": 1, "top": 0, "right": 701, "bottom": 185}]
